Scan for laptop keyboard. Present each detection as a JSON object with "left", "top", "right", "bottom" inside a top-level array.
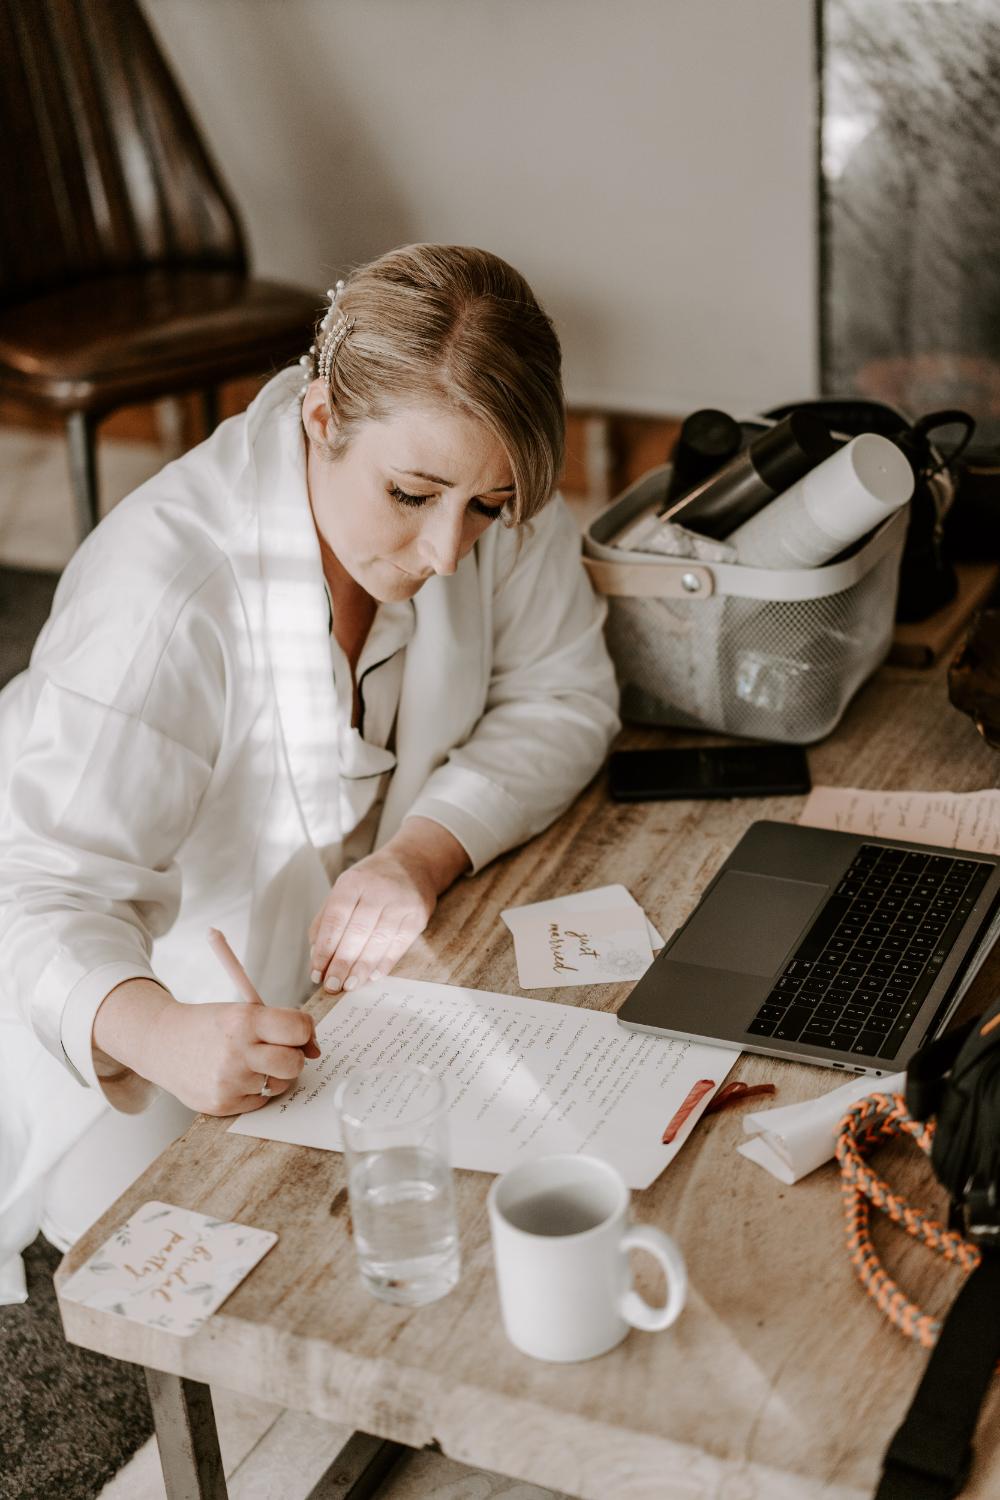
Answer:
[{"left": 746, "top": 843, "right": 993, "bottom": 1061}]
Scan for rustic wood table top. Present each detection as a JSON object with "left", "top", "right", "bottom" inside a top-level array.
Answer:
[{"left": 56, "top": 663, "right": 1000, "bottom": 1500}]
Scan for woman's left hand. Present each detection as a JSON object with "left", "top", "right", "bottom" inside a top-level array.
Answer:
[{"left": 308, "top": 817, "right": 470, "bottom": 994}]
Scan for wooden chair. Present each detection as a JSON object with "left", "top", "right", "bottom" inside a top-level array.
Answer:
[{"left": 0, "top": 0, "right": 319, "bottom": 538}]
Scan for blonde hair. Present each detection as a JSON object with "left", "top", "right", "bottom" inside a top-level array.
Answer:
[{"left": 311, "top": 243, "right": 565, "bottom": 524}]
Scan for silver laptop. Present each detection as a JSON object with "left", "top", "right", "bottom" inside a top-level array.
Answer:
[{"left": 617, "top": 820, "right": 1000, "bottom": 1076}]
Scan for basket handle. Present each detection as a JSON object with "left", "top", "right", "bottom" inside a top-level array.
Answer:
[{"left": 582, "top": 556, "right": 716, "bottom": 599}]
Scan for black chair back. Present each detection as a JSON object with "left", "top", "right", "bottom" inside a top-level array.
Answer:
[{"left": 0, "top": 0, "right": 246, "bottom": 304}]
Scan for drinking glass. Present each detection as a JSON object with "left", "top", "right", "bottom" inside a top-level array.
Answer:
[{"left": 335, "top": 1065, "right": 460, "bottom": 1306}]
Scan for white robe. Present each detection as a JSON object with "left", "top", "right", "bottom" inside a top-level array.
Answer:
[{"left": 0, "top": 369, "right": 620, "bottom": 1287}]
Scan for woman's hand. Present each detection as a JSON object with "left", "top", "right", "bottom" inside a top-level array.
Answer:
[
  {"left": 93, "top": 978, "right": 320, "bottom": 1116},
  {"left": 309, "top": 817, "right": 470, "bottom": 994},
  {"left": 148, "top": 998, "right": 320, "bottom": 1115}
]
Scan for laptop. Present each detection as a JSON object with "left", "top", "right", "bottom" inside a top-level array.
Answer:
[{"left": 617, "top": 820, "right": 1000, "bottom": 1076}]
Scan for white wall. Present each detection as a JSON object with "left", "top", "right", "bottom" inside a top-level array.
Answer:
[{"left": 144, "top": 0, "right": 818, "bottom": 416}]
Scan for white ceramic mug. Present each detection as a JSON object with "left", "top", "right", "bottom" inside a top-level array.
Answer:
[{"left": 487, "top": 1153, "right": 687, "bottom": 1362}]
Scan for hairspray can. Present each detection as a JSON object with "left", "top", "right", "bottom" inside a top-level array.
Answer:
[{"left": 658, "top": 411, "right": 836, "bottom": 536}]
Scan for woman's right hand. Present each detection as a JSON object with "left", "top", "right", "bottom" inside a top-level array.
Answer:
[
  {"left": 93, "top": 979, "right": 320, "bottom": 1116},
  {"left": 148, "top": 998, "right": 320, "bottom": 1115}
]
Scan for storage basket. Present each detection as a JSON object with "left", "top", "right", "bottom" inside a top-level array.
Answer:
[{"left": 583, "top": 464, "right": 908, "bottom": 744}]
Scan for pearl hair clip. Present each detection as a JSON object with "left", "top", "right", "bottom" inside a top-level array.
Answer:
[{"left": 299, "top": 279, "right": 355, "bottom": 394}]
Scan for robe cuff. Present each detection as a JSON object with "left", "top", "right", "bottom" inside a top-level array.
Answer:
[
  {"left": 58, "top": 960, "right": 159, "bottom": 1101},
  {"left": 405, "top": 766, "right": 529, "bottom": 875}
]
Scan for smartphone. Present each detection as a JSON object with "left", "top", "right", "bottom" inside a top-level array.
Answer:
[{"left": 608, "top": 744, "right": 811, "bottom": 801}]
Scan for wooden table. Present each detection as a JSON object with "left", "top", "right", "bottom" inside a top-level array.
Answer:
[{"left": 56, "top": 662, "right": 1000, "bottom": 1500}]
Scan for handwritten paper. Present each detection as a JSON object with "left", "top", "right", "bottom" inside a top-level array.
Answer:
[
  {"left": 59, "top": 1202, "right": 277, "bottom": 1337},
  {"left": 799, "top": 786, "right": 1000, "bottom": 854},
  {"left": 228, "top": 977, "right": 739, "bottom": 1188},
  {"left": 501, "top": 883, "right": 663, "bottom": 988}
]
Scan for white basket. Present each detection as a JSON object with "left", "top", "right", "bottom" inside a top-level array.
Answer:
[{"left": 583, "top": 464, "right": 908, "bottom": 744}]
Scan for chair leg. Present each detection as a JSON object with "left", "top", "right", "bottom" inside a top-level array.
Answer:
[
  {"left": 66, "top": 411, "right": 100, "bottom": 538},
  {"left": 201, "top": 387, "right": 220, "bottom": 440}
]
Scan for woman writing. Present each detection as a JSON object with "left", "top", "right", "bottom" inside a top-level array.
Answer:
[{"left": 0, "top": 243, "right": 619, "bottom": 1289}]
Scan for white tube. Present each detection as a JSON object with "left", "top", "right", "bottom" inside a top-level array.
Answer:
[{"left": 727, "top": 434, "right": 915, "bottom": 569}]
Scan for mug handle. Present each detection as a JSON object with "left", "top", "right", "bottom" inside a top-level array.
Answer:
[{"left": 617, "top": 1225, "right": 688, "bottom": 1332}]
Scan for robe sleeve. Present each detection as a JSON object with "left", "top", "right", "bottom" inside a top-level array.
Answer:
[
  {"left": 405, "top": 496, "right": 621, "bottom": 871},
  {"left": 0, "top": 679, "right": 214, "bottom": 1101}
]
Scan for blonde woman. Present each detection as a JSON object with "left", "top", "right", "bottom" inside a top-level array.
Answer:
[{"left": 0, "top": 243, "right": 619, "bottom": 1293}]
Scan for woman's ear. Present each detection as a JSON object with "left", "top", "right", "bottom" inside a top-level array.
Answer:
[{"left": 301, "top": 379, "right": 337, "bottom": 450}]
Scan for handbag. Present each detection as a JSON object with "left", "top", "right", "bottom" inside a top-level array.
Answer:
[{"left": 835, "top": 994, "right": 1000, "bottom": 1499}]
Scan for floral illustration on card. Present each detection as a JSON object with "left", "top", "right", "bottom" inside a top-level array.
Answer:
[{"left": 59, "top": 1201, "right": 277, "bottom": 1338}]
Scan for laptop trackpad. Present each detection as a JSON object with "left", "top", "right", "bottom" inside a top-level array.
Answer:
[{"left": 669, "top": 871, "right": 827, "bottom": 978}]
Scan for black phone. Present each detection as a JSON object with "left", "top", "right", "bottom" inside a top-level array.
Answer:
[{"left": 608, "top": 744, "right": 811, "bottom": 801}]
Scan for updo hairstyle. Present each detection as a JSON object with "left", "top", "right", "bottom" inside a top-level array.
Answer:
[{"left": 310, "top": 243, "right": 565, "bottom": 525}]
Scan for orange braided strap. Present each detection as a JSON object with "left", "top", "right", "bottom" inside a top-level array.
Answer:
[{"left": 835, "top": 1092, "right": 981, "bottom": 1349}]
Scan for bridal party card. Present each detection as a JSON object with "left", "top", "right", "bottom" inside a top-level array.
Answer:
[{"left": 59, "top": 1201, "right": 277, "bottom": 1337}]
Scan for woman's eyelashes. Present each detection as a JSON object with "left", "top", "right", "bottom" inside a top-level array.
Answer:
[
  {"left": 387, "top": 483, "right": 504, "bottom": 521},
  {"left": 471, "top": 499, "right": 506, "bottom": 520},
  {"left": 387, "top": 483, "right": 431, "bottom": 508}
]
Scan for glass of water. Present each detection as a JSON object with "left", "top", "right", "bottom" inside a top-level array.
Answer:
[{"left": 335, "top": 1065, "right": 460, "bottom": 1307}]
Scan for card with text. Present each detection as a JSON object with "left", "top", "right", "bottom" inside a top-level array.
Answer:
[
  {"left": 501, "top": 882, "right": 665, "bottom": 949},
  {"left": 505, "top": 904, "right": 654, "bottom": 988},
  {"left": 59, "top": 1201, "right": 277, "bottom": 1337}
]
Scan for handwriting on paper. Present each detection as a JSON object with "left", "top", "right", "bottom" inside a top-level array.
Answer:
[
  {"left": 799, "top": 786, "right": 1000, "bottom": 854},
  {"left": 228, "top": 977, "right": 741, "bottom": 1189}
]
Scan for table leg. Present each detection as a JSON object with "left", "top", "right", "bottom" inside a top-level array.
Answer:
[
  {"left": 144, "top": 1368, "right": 228, "bottom": 1500},
  {"left": 144, "top": 1368, "right": 407, "bottom": 1500},
  {"left": 305, "top": 1432, "right": 410, "bottom": 1499}
]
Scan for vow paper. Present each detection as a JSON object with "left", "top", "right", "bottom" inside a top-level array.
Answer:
[
  {"left": 799, "top": 786, "right": 1000, "bottom": 855},
  {"left": 59, "top": 1201, "right": 277, "bottom": 1337},
  {"left": 228, "top": 976, "right": 740, "bottom": 1189}
]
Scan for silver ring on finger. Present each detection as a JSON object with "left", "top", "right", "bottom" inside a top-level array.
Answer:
[{"left": 259, "top": 1074, "right": 273, "bottom": 1098}]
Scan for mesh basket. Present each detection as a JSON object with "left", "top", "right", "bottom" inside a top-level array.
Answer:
[{"left": 583, "top": 464, "right": 908, "bottom": 744}]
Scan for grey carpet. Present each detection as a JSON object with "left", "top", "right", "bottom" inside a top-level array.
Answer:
[
  {"left": 1, "top": 566, "right": 155, "bottom": 1498},
  {"left": 0, "top": 1235, "right": 153, "bottom": 1500}
]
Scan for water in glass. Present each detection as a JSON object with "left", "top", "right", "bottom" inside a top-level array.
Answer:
[{"left": 349, "top": 1144, "right": 460, "bottom": 1306}]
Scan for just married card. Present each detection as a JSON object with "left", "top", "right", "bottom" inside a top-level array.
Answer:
[
  {"left": 501, "top": 883, "right": 661, "bottom": 988},
  {"left": 59, "top": 1201, "right": 277, "bottom": 1337},
  {"left": 504, "top": 905, "right": 654, "bottom": 987}
]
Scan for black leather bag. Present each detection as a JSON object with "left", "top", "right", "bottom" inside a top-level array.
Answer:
[{"left": 870, "top": 1002, "right": 1000, "bottom": 1499}]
